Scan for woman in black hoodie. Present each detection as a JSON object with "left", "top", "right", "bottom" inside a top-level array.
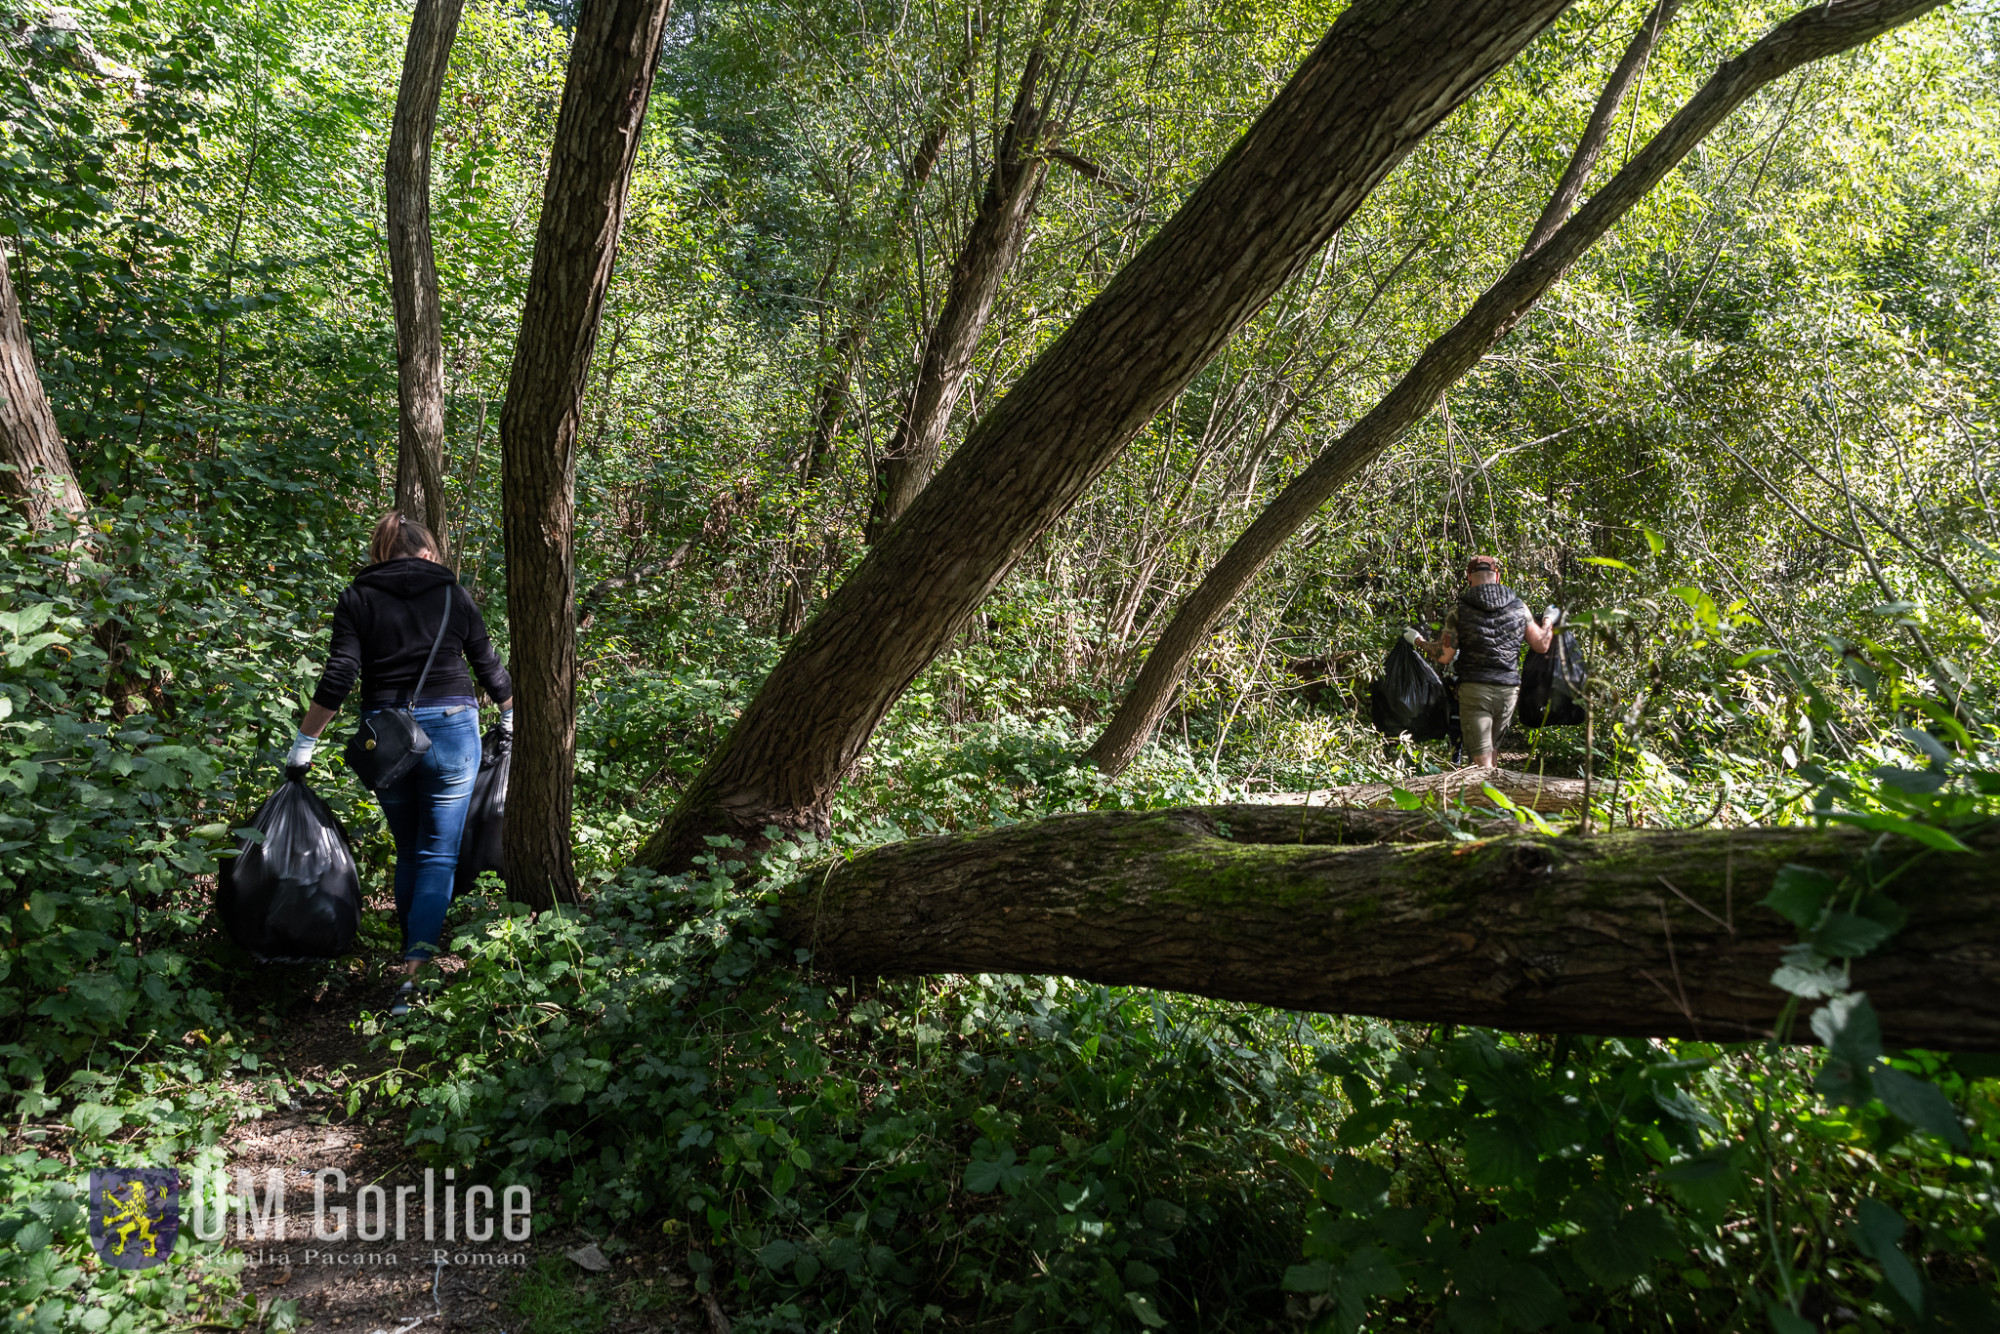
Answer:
[{"left": 286, "top": 512, "right": 514, "bottom": 1013}]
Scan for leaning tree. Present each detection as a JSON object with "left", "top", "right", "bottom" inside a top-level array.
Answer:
[
  {"left": 504, "top": 0, "right": 1983, "bottom": 1040},
  {"left": 635, "top": 0, "right": 1577, "bottom": 867}
]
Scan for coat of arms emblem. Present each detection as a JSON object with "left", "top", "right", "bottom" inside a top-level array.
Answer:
[{"left": 87, "top": 1168, "right": 180, "bottom": 1269}]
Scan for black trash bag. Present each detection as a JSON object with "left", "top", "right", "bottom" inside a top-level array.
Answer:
[
  {"left": 454, "top": 727, "right": 510, "bottom": 899},
  {"left": 1519, "top": 630, "right": 1590, "bottom": 728},
  {"left": 1368, "top": 637, "right": 1452, "bottom": 741},
  {"left": 217, "top": 769, "right": 361, "bottom": 960}
]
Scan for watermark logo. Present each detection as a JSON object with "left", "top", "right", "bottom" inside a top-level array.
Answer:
[{"left": 87, "top": 1168, "right": 180, "bottom": 1270}]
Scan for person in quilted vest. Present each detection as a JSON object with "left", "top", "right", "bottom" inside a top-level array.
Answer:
[{"left": 1417, "top": 555, "right": 1557, "bottom": 767}]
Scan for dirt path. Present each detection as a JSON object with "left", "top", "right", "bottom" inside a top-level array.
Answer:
[
  {"left": 227, "top": 903, "right": 714, "bottom": 1334},
  {"left": 216, "top": 933, "right": 535, "bottom": 1332}
]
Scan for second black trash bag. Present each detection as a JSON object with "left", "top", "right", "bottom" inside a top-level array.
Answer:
[
  {"left": 217, "top": 770, "right": 361, "bottom": 961},
  {"left": 453, "top": 727, "right": 509, "bottom": 900},
  {"left": 1368, "top": 636, "right": 1452, "bottom": 741},
  {"left": 1519, "top": 629, "right": 1590, "bottom": 728}
]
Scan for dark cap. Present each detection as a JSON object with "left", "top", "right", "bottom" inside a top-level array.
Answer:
[{"left": 1465, "top": 555, "right": 1501, "bottom": 572}]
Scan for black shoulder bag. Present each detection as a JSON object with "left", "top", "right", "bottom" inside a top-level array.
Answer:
[{"left": 344, "top": 589, "right": 452, "bottom": 791}]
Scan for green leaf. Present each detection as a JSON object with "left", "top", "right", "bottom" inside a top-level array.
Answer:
[
  {"left": 1808, "top": 911, "right": 1893, "bottom": 959},
  {"left": 1581, "top": 556, "right": 1634, "bottom": 571},
  {"left": 1873, "top": 766, "right": 1947, "bottom": 795},
  {"left": 12, "top": 1218, "right": 51, "bottom": 1253},
  {"left": 757, "top": 1239, "right": 799, "bottom": 1270},
  {"left": 67, "top": 1101, "right": 121, "bottom": 1141},
  {"left": 1898, "top": 723, "right": 1952, "bottom": 764},
  {"left": 1826, "top": 811, "right": 1971, "bottom": 853},
  {"left": 1283, "top": 1260, "right": 1337, "bottom": 1293},
  {"left": 1336, "top": 1246, "right": 1406, "bottom": 1330},
  {"left": 1761, "top": 865, "right": 1836, "bottom": 930},
  {"left": 963, "top": 1143, "right": 1019, "bottom": 1193},
  {"left": 1124, "top": 1292, "right": 1167, "bottom": 1328},
  {"left": 1659, "top": 1149, "right": 1743, "bottom": 1223},
  {"left": 1766, "top": 1300, "right": 1815, "bottom": 1334},
  {"left": 1812, "top": 993, "right": 1883, "bottom": 1068},
  {"left": 1324, "top": 1155, "right": 1392, "bottom": 1215},
  {"left": 1852, "top": 1200, "right": 1926, "bottom": 1313},
  {"left": 1770, "top": 962, "right": 1846, "bottom": 999},
  {"left": 1462, "top": 1118, "right": 1537, "bottom": 1188},
  {"left": 1573, "top": 1200, "right": 1677, "bottom": 1288},
  {"left": 1873, "top": 1067, "right": 1969, "bottom": 1148}
]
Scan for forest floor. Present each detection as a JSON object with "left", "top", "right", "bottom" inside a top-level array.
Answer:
[
  {"left": 220, "top": 925, "right": 536, "bottom": 1333},
  {"left": 215, "top": 897, "right": 717, "bottom": 1334}
]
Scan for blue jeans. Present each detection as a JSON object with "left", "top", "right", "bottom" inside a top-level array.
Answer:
[{"left": 372, "top": 705, "right": 481, "bottom": 960}]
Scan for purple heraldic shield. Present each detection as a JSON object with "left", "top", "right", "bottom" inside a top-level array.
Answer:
[{"left": 87, "top": 1167, "right": 180, "bottom": 1269}]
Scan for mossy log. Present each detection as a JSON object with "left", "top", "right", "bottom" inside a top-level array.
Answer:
[
  {"left": 1264, "top": 766, "right": 1603, "bottom": 814},
  {"left": 779, "top": 808, "right": 2000, "bottom": 1049}
]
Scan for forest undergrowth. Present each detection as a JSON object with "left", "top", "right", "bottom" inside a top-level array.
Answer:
[
  {"left": 6, "top": 0, "right": 2000, "bottom": 1329},
  {"left": 3, "top": 499, "right": 1998, "bottom": 1334}
]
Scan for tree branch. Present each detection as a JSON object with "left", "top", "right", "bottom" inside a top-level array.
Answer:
[
  {"left": 1521, "top": 0, "right": 1681, "bottom": 257},
  {"left": 1047, "top": 146, "right": 1137, "bottom": 200}
]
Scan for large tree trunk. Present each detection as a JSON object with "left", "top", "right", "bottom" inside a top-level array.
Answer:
[
  {"left": 865, "top": 48, "right": 1053, "bottom": 541},
  {"left": 0, "top": 243, "right": 83, "bottom": 527},
  {"left": 777, "top": 806, "right": 2000, "bottom": 1050},
  {"left": 637, "top": 0, "right": 1576, "bottom": 871},
  {"left": 501, "top": 0, "right": 674, "bottom": 908},
  {"left": 387, "top": 0, "right": 465, "bottom": 543},
  {"left": 1082, "top": 0, "right": 1940, "bottom": 777}
]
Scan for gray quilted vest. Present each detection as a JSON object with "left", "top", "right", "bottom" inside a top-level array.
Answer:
[{"left": 1455, "top": 583, "right": 1529, "bottom": 686}]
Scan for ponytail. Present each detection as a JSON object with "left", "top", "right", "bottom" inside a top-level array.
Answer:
[{"left": 369, "top": 511, "right": 438, "bottom": 565}]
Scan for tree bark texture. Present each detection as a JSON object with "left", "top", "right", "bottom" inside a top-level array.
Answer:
[
  {"left": 1520, "top": 0, "right": 1681, "bottom": 258},
  {"left": 638, "top": 0, "right": 1575, "bottom": 870},
  {"left": 0, "top": 243, "right": 83, "bottom": 527},
  {"left": 1263, "top": 765, "right": 1613, "bottom": 815},
  {"left": 778, "top": 807, "right": 2000, "bottom": 1050},
  {"left": 1081, "top": 0, "right": 1941, "bottom": 777},
  {"left": 866, "top": 48, "right": 1053, "bottom": 540},
  {"left": 501, "top": 0, "right": 673, "bottom": 907},
  {"left": 388, "top": 0, "right": 465, "bottom": 543}
]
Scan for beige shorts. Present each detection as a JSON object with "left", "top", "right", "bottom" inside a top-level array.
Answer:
[{"left": 1459, "top": 681, "right": 1518, "bottom": 757}]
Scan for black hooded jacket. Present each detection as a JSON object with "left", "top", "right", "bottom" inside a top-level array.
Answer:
[
  {"left": 1450, "top": 582, "right": 1530, "bottom": 687},
  {"left": 311, "top": 558, "right": 513, "bottom": 711}
]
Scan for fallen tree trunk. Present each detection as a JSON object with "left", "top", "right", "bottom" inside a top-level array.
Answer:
[
  {"left": 1255, "top": 765, "right": 1607, "bottom": 814},
  {"left": 777, "top": 809, "right": 2000, "bottom": 1049}
]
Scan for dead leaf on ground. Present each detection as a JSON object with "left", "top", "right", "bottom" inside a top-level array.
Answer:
[{"left": 566, "top": 1242, "right": 612, "bottom": 1273}]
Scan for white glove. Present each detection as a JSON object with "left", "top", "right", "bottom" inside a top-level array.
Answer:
[
  {"left": 497, "top": 707, "right": 515, "bottom": 737},
  {"left": 285, "top": 730, "right": 319, "bottom": 769},
  {"left": 1401, "top": 626, "right": 1423, "bottom": 645},
  {"left": 1542, "top": 605, "right": 1562, "bottom": 626}
]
